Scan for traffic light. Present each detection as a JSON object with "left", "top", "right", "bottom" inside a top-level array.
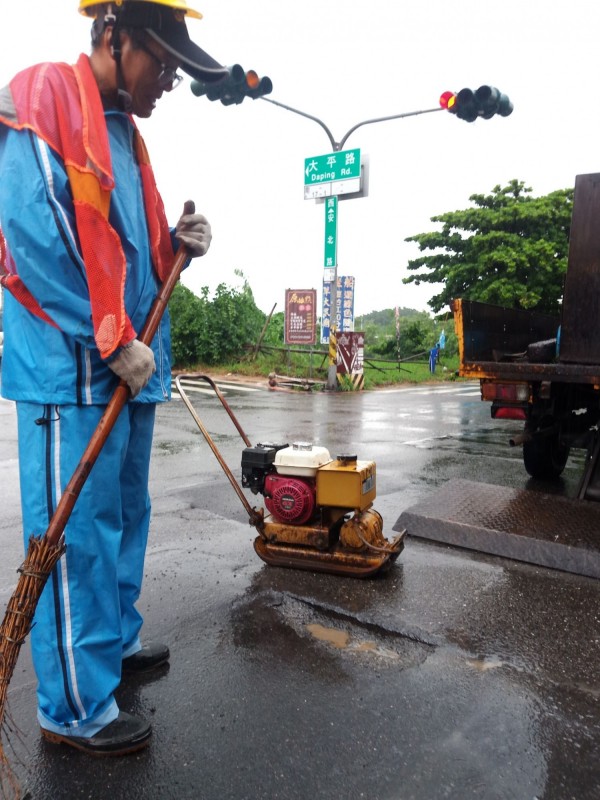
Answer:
[
  {"left": 191, "top": 65, "right": 273, "bottom": 105},
  {"left": 439, "top": 86, "right": 513, "bottom": 122},
  {"left": 475, "top": 85, "right": 513, "bottom": 119}
]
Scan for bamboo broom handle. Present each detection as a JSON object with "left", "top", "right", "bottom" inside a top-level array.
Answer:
[{"left": 42, "top": 245, "right": 190, "bottom": 548}]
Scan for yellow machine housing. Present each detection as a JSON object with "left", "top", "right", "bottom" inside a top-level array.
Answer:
[{"left": 316, "top": 457, "right": 376, "bottom": 510}]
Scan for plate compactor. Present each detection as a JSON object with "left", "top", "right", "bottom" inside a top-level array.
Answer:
[{"left": 175, "top": 374, "right": 405, "bottom": 578}]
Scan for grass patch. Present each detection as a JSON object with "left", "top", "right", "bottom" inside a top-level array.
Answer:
[{"left": 176, "top": 350, "right": 460, "bottom": 390}]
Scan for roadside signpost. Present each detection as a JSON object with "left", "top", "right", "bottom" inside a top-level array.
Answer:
[
  {"left": 304, "top": 149, "right": 362, "bottom": 388},
  {"left": 284, "top": 289, "right": 317, "bottom": 346},
  {"left": 337, "top": 331, "right": 365, "bottom": 390},
  {"left": 321, "top": 275, "right": 355, "bottom": 345},
  {"left": 270, "top": 89, "right": 512, "bottom": 389}
]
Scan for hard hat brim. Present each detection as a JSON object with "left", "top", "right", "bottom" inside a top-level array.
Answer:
[
  {"left": 106, "top": 2, "right": 228, "bottom": 82},
  {"left": 144, "top": 13, "right": 227, "bottom": 82}
]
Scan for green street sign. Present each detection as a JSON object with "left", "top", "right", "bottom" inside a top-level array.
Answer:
[
  {"left": 324, "top": 197, "right": 337, "bottom": 268},
  {"left": 304, "top": 148, "right": 361, "bottom": 199}
]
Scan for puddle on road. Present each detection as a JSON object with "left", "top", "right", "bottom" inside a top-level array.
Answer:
[
  {"left": 465, "top": 656, "right": 504, "bottom": 672},
  {"left": 306, "top": 624, "right": 350, "bottom": 649},
  {"left": 305, "top": 623, "right": 405, "bottom": 661},
  {"left": 305, "top": 622, "right": 506, "bottom": 673}
]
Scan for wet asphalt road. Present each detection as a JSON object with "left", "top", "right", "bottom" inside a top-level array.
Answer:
[{"left": 0, "top": 378, "right": 598, "bottom": 800}]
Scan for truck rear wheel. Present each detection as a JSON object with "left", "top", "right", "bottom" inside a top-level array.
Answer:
[{"left": 523, "top": 435, "right": 570, "bottom": 480}]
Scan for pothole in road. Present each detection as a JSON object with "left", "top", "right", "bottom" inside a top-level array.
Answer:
[
  {"left": 272, "top": 594, "right": 434, "bottom": 669},
  {"left": 305, "top": 622, "right": 412, "bottom": 662}
]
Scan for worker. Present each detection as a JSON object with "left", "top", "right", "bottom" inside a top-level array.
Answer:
[{"left": 0, "top": 0, "right": 223, "bottom": 756}]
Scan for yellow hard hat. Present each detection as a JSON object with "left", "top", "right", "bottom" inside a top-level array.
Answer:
[
  {"left": 80, "top": 0, "right": 227, "bottom": 83},
  {"left": 78, "top": 0, "right": 202, "bottom": 20}
]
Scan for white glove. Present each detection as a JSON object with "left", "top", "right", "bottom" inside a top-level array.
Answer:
[
  {"left": 175, "top": 200, "right": 212, "bottom": 257},
  {"left": 108, "top": 340, "right": 156, "bottom": 397}
]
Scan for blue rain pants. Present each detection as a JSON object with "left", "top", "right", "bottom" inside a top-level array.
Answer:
[{"left": 16, "top": 401, "right": 156, "bottom": 736}]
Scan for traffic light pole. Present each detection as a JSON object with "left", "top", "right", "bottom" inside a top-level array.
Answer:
[
  {"left": 191, "top": 82, "right": 510, "bottom": 388},
  {"left": 261, "top": 98, "right": 443, "bottom": 390}
]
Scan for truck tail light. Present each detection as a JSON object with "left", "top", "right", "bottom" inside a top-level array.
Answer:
[
  {"left": 481, "top": 382, "right": 529, "bottom": 403},
  {"left": 493, "top": 406, "right": 527, "bottom": 420}
]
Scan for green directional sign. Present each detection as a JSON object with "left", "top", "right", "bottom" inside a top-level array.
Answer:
[
  {"left": 324, "top": 197, "right": 337, "bottom": 268},
  {"left": 304, "top": 148, "right": 361, "bottom": 199},
  {"left": 304, "top": 148, "right": 361, "bottom": 185}
]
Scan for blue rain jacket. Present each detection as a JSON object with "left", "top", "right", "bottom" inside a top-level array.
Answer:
[{"left": 0, "top": 110, "right": 173, "bottom": 405}]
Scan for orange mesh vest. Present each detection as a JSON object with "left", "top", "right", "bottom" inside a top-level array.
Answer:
[{"left": 0, "top": 54, "right": 174, "bottom": 358}]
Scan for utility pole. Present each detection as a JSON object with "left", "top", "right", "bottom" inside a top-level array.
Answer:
[{"left": 262, "top": 98, "right": 442, "bottom": 390}]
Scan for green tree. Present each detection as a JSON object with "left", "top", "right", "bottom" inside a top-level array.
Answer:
[
  {"left": 261, "top": 311, "right": 285, "bottom": 346},
  {"left": 169, "top": 272, "right": 265, "bottom": 366},
  {"left": 403, "top": 180, "right": 573, "bottom": 314},
  {"left": 200, "top": 279, "right": 263, "bottom": 364},
  {"left": 168, "top": 282, "right": 205, "bottom": 365},
  {"left": 399, "top": 319, "right": 430, "bottom": 358}
]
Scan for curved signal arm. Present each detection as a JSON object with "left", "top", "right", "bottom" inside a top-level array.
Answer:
[
  {"left": 335, "top": 107, "right": 443, "bottom": 150},
  {"left": 261, "top": 96, "right": 442, "bottom": 151},
  {"left": 260, "top": 96, "right": 338, "bottom": 150}
]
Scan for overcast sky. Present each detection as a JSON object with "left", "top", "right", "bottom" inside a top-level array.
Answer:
[{"left": 2, "top": 1, "right": 599, "bottom": 319}]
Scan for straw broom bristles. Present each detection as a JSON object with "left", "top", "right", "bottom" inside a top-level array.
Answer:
[{"left": 0, "top": 535, "right": 66, "bottom": 799}]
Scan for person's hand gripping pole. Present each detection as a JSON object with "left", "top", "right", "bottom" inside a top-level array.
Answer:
[{"left": 175, "top": 200, "right": 212, "bottom": 257}]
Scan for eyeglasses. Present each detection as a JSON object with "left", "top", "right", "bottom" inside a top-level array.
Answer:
[{"left": 137, "top": 40, "right": 183, "bottom": 90}]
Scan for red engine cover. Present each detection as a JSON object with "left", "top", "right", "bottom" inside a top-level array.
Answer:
[{"left": 264, "top": 474, "right": 316, "bottom": 524}]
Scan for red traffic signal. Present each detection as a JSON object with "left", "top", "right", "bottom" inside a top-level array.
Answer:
[
  {"left": 439, "top": 91, "right": 456, "bottom": 111},
  {"left": 440, "top": 86, "right": 513, "bottom": 122}
]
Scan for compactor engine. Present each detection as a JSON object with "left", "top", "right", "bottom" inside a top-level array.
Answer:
[{"left": 241, "top": 442, "right": 398, "bottom": 572}]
